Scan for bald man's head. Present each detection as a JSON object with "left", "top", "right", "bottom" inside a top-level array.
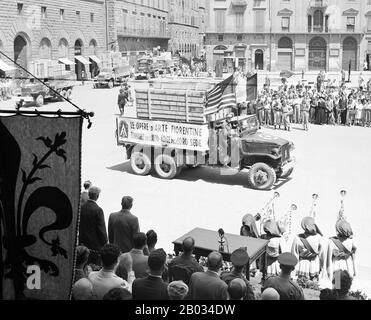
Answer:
[
  {"left": 182, "top": 237, "right": 195, "bottom": 255},
  {"left": 228, "top": 278, "right": 247, "bottom": 300},
  {"left": 207, "top": 251, "right": 223, "bottom": 272}
]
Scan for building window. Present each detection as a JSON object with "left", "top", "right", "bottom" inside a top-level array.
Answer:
[
  {"left": 60, "top": 9, "right": 65, "bottom": 21},
  {"left": 215, "top": 9, "right": 226, "bottom": 33},
  {"left": 368, "top": 16, "right": 371, "bottom": 32},
  {"left": 41, "top": 6, "right": 47, "bottom": 19},
  {"left": 313, "top": 10, "right": 323, "bottom": 32},
  {"left": 255, "top": 10, "right": 265, "bottom": 32},
  {"left": 17, "top": 3, "right": 23, "bottom": 15},
  {"left": 308, "top": 15, "right": 312, "bottom": 32},
  {"left": 347, "top": 17, "right": 355, "bottom": 32},
  {"left": 237, "top": 34, "right": 243, "bottom": 41},
  {"left": 236, "top": 12, "right": 244, "bottom": 33},
  {"left": 282, "top": 17, "right": 290, "bottom": 32},
  {"left": 76, "top": 11, "right": 80, "bottom": 22},
  {"left": 90, "top": 13, "right": 94, "bottom": 23},
  {"left": 218, "top": 34, "right": 224, "bottom": 42}
]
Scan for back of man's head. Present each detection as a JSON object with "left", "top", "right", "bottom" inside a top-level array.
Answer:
[
  {"left": 100, "top": 244, "right": 121, "bottom": 269},
  {"left": 83, "top": 180, "right": 92, "bottom": 191},
  {"left": 182, "top": 237, "right": 195, "bottom": 255},
  {"left": 75, "top": 246, "right": 90, "bottom": 268},
  {"left": 121, "top": 196, "right": 134, "bottom": 210},
  {"left": 261, "top": 288, "right": 280, "bottom": 300},
  {"left": 228, "top": 279, "right": 247, "bottom": 300},
  {"left": 103, "top": 288, "right": 132, "bottom": 300},
  {"left": 148, "top": 249, "right": 167, "bottom": 275},
  {"left": 72, "top": 278, "right": 93, "bottom": 300},
  {"left": 146, "top": 230, "right": 158, "bottom": 249},
  {"left": 133, "top": 232, "right": 147, "bottom": 250},
  {"left": 207, "top": 251, "right": 223, "bottom": 272},
  {"left": 88, "top": 186, "right": 101, "bottom": 201}
]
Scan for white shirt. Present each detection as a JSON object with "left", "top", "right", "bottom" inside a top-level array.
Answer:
[{"left": 89, "top": 269, "right": 135, "bottom": 300}]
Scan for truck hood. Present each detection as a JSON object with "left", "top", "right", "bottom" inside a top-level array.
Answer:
[{"left": 242, "top": 131, "right": 290, "bottom": 147}]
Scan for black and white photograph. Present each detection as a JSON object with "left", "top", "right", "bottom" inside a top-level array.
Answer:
[{"left": 0, "top": 0, "right": 371, "bottom": 310}]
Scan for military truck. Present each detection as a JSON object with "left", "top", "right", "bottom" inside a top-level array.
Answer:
[
  {"left": 115, "top": 79, "right": 295, "bottom": 190},
  {"left": 94, "top": 65, "right": 131, "bottom": 89}
]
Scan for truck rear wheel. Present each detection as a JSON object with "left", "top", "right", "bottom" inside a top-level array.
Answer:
[
  {"left": 130, "top": 152, "right": 152, "bottom": 176},
  {"left": 154, "top": 154, "right": 178, "bottom": 180},
  {"left": 248, "top": 163, "right": 276, "bottom": 190}
]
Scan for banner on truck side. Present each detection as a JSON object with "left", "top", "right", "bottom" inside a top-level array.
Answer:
[{"left": 117, "top": 117, "right": 209, "bottom": 152}]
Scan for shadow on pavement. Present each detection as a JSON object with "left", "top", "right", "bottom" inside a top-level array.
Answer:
[{"left": 107, "top": 161, "right": 289, "bottom": 190}]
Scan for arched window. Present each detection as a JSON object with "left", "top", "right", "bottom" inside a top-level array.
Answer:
[
  {"left": 342, "top": 37, "right": 357, "bottom": 71},
  {"left": 278, "top": 37, "right": 293, "bottom": 49},
  {"left": 74, "top": 39, "right": 83, "bottom": 56},
  {"left": 58, "top": 38, "right": 69, "bottom": 58},
  {"left": 313, "top": 10, "right": 324, "bottom": 31},
  {"left": 39, "top": 38, "right": 52, "bottom": 59},
  {"left": 89, "top": 39, "right": 98, "bottom": 55}
]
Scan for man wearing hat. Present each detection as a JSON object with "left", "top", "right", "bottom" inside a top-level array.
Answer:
[
  {"left": 262, "top": 252, "right": 304, "bottom": 300},
  {"left": 221, "top": 248, "right": 255, "bottom": 300}
]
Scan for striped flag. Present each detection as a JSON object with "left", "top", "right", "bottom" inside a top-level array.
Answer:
[{"left": 205, "top": 75, "right": 236, "bottom": 116}]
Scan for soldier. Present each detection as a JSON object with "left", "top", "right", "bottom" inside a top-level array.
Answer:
[
  {"left": 301, "top": 95, "right": 310, "bottom": 131},
  {"left": 262, "top": 253, "right": 305, "bottom": 300},
  {"left": 272, "top": 95, "right": 282, "bottom": 130},
  {"left": 282, "top": 99, "right": 292, "bottom": 131}
]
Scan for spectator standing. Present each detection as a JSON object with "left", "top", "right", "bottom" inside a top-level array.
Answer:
[
  {"left": 79, "top": 186, "right": 108, "bottom": 265},
  {"left": 188, "top": 252, "right": 228, "bottom": 300},
  {"left": 132, "top": 249, "right": 170, "bottom": 300},
  {"left": 108, "top": 196, "right": 140, "bottom": 253},
  {"left": 74, "top": 246, "right": 90, "bottom": 283},
  {"left": 116, "top": 232, "right": 149, "bottom": 280},
  {"left": 261, "top": 288, "right": 280, "bottom": 300},
  {"left": 227, "top": 279, "right": 247, "bottom": 301},
  {"left": 263, "top": 253, "right": 305, "bottom": 300},
  {"left": 220, "top": 249, "right": 255, "bottom": 300},
  {"left": 146, "top": 230, "right": 158, "bottom": 254},
  {"left": 167, "top": 281, "right": 189, "bottom": 300},
  {"left": 89, "top": 245, "right": 135, "bottom": 300},
  {"left": 168, "top": 237, "right": 204, "bottom": 285},
  {"left": 72, "top": 278, "right": 94, "bottom": 300}
]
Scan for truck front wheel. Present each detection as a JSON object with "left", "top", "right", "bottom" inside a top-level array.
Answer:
[
  {"left": 154, "top": 154, "right": 178, "bottom": 180},
  {"left": 130, "top": 152, "right": 152, "bottom": 176},
  {"left": 248, "top": 163, "right": 276, "bottom": 190}
]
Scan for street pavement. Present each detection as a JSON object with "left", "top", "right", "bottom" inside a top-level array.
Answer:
[{"left": 2, "top": 82, "right": 371, "bottom": 296}]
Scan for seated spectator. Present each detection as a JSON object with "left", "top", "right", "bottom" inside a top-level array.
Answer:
[
  {"left": 228, "top": 279, "right": 247, "bottom": 301},
  {"left": 103, "top": 288, "right": 132, "bottom": 300},
  {"left": 168, "top": 237, "right": 204, "bottom": 285},
  {"left": 332, "top": 270, "right": 355, "bottom": 300},
  {"left": 74, "top": 246, "right": 90, "bottom": 283},
  {"left": 116, "top": 232, "right": 149, "bottom": 280},
  {"left": 72, "top": 278, "right": 94, "bottom": 300},
  {"left": 188, "top": 252, "right": 228, "bottom": 300},
  {"left": 221, "top": 248, "right": 255, "bottom": 300},
  {"left": 167, "top": 281, "right": 189, "bottom": 300},
  {"left": 89, "top": 244, "right": 135, "bottom": 300},
  {"left": 261, "top": 288, "right": 280, "bottom": 300},
  {"left": 146, "top": 230, "right": 158, "bottom": 254},
  {"left": 263, "top": 253, "right": 305, "bottom": 300},
  {"left": 132, "top": 249, "right": 169, "bottom": 300}
]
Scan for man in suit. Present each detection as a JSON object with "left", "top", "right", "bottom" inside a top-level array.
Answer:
[
  {"left": 116, "top": 232, "right": 149, "bottom": 280},
  {"left": 188, "top": 251, "right": 228, "bottom": 300},
  {"left": 108, "top": 196, "right": 140, "bottom": 253},
  {"left": 132, "top": 249, "right": 169, "bottom": 300},
  {"left": 79, "top": 186, "right": 108, "bottom": 265},
  {"left": 168, "top": 237, "right": 204, "bottom": 285}
]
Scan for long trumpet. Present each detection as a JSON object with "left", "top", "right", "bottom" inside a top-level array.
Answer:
[
  {"left": 310, "top": 194, "right": 319, "bottom": 218},
  {"left": 279, "top": 204, "right": 298, "bottom": 238},
  {"left": 258, "top": 192, "right": 280, "bottom": 233},
  {"left": 338, "top": 190, "right": 347, "bottom": 221}
]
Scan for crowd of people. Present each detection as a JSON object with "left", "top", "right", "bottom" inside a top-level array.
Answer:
[
  {"left": 235, "top": 71, "right": 371, "bottom": 132},
  {"left": 74, "top": 181, "right": 359, "bottom": 301}
]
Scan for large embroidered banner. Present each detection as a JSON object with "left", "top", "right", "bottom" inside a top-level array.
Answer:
[{"left": 0, "top": 115, "right": 82, "bottom": 300}]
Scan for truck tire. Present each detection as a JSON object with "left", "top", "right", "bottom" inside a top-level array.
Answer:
[
  {"left": 130, "top": 152, "right": 152, "bottom": 176},
  {"left": 108, "top": 80, "right": 114, "bottom": 89},
  {"left": 248, "top": 163, "right": 276, "bottom": 190},
  {"left": 35, "top": 94, "right": 44, "bottom": 106},
  {"left": 66, "top": 88, "right": 73, "bottom": 100},
  {"left": 154, "top": 154, "right": 178, "bottom": 180}
]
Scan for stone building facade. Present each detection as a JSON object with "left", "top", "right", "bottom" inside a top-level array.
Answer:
[
  {"left": 0, "top": 0, "right": 106, "bottom": 78},
  {"left": 168, "top": 0, "right": 202, "bottom": 59},
  {"left": 106, "top": 0, "right": 170, "bottom": 55},
  {"left": 205, "top": 0, "right": 371, "bottom": 73}
]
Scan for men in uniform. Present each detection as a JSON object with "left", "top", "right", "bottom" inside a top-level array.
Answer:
[
  {"left": 272, "top": 95, "right": 282, "bottom": 130},
  {"left": 262, "top": 252, "right": 305, "bottom": 300},
  {"left": 301, "top": 94, "right": 310, "bottom": 131}
]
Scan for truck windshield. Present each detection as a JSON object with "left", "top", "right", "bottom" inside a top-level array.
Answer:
[{"left": 240, "top": 116, "right": 259, "bottom": 132}]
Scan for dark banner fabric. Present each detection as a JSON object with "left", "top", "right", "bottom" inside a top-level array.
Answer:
[
  {"left": 246, "top": 73, "right": 258, "bottom": 101},
  {"left": 0, "top": 115, "right": 82, "bottom": 300}
]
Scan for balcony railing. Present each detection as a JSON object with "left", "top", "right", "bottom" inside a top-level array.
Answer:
[
  {"left": 309, "top": 0, "right": 328, "bottom": 8},
  {"left": 117, "top": 27, "right": 170, "bottom": 39}
]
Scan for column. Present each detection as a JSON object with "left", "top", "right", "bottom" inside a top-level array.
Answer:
[{"left": 323, "top": 14, "right": 326, "bottom": 33}]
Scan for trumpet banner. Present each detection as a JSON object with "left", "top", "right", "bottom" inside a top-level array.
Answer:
[{"left": 0, "top": 115, "right": 82, "bottom": 300}]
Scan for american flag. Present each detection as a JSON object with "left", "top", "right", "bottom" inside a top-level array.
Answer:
[{"left": 205, "top": 75, "right": 236, "bottom": 116}]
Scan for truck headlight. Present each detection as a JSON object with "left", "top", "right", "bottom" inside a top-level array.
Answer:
[{"left": 271, "top": 148, "right": 281, "bottom": 157}]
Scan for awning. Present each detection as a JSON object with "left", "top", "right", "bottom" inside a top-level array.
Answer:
[
  {"left": 0, "top": 59, "right": 15, "bottom": 72},
  {"left": 75, "top": 56, "right": 91, "bottom": 65},
  {"left": 58, "top": 58, "right": 75, "bottom": 65},
  {"left": 89, "top": 55, "right": 101, "bottom": 64}
]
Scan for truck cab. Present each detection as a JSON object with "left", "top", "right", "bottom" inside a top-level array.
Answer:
[{"left": 94, "top": 65, "right": 130, "bottom": 89}]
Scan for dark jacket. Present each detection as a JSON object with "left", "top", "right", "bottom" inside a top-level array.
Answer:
[
  {"left": 79, "top": 200, "right": 108, "bottom": 251},
  {"left": 108, "top": 210, "right": 140, "bottom": 253},
  {"left": 116, "top": 249, "right": 149, "bottom": 280},
  {"left": 188, "top": 270, "right": 228, "bottom": 300},
  {"left": 132, "top": 275, "right": 169, "bottom": 300}
]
